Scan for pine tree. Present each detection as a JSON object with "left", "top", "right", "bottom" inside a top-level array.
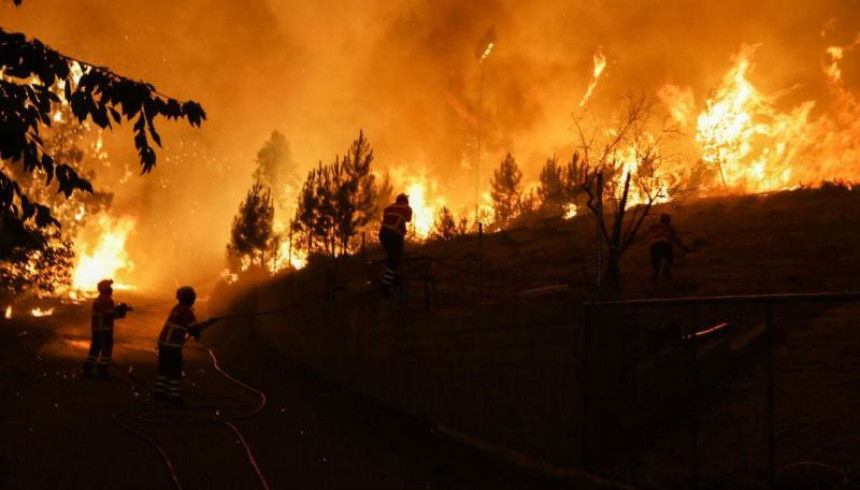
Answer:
[
  {"left": 228, "top": 183, "right": 275, "bottom": 269},
  {"left": 293, "top": 131, "right": 379, "bottom": 257},
  {"left": 431, "top": 206, "right": 458, "bottom": 241},
  {"left": 252, "top": 130, "right": 296, "bottom": 213},
  {"left": 538, "top": 156, "right": 565, "bottom": 212},
  {"left": 490, "top": 153, "right": 523, "bottom": 226}
]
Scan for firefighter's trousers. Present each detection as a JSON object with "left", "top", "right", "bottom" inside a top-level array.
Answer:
[
  {"left": 155, "top": 346, "right": 183, "bottom": 400},
  {"left": 379, "top": 228, "right": 404, "bottom": 286},
  {"left": 85, "top": 330, "right": 114, "bottom": 370}
]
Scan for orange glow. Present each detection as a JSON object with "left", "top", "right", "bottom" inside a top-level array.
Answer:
[{"left": 4, "top": 305, "right": 11, "bottom": 320}]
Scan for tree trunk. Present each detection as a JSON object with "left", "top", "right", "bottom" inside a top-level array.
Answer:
[{"left": 603, "top": 246, "right": 622, "bottom": 298}]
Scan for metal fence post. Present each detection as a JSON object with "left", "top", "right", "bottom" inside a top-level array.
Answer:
[
  {"left": 581, "top": 303, "right": 590, "bottom": 467},
  {"left": 477, "top": 222, "right": 483, "bottom": 306},
  {"left": 690, "top": 303, "right": 700, "bottom": 489},
  {"left": 766, "top": 301, "right": 775, "bottom": 490}
]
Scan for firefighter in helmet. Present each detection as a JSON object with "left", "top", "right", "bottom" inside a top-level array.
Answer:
[
  {"left": 378, "top": 193, "right": 413, "bottom": 297},
  {"left": 647, "top": 213, "right": 690, "bottom": 283},
  {"left": 154, "top": 286, "right": 217, "bottom": 404},
  {"left": 83, "top": 279, "right": 131, "bottom": 379}
]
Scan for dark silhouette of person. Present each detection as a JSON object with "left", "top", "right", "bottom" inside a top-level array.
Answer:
[
  {"left": 647, "top": 213, "right": 689, "bottom": 283},
  {"left": 83, "top": 279, "right": 130, "bottom": 379},
  {"left": 154, "top": 286, "right": 216, "bottom": 404},
  {"left": 378, "top": 193, "right": 413, "bottom": 297}
]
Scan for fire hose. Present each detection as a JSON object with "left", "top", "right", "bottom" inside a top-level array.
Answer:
[{"left": 111, "top": 344, "right": 271, "bottom": 490}]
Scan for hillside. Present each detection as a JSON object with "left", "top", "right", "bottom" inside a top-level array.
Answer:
[{"left": 210, "top": 185, "right": 860, "bottom": 489}]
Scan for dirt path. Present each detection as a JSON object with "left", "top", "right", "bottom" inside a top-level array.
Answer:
[{"left": 0, "top": 299, "right": 581, "bottom": 490}]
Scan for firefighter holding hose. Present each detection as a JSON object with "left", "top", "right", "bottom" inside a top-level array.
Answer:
[
  {"left": 83, "top": 279, "right": 131, "bottom": 379},
  {"left": 378, "top": 193, "right": 413, "bottom": 297},
  {"left": 154, "top": 286, "right": 217, "bottom": 404}
]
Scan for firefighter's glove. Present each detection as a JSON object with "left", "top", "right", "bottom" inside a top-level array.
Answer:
[{"left": 116, "top": 303, "right": 131, "bottom": 318}]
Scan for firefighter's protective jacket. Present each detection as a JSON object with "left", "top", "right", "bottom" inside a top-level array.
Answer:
[
  {"left": 649, "top": 222, "right": 682, "bottom": 246},
  {"left": 91, "top": 295, "right": 116, "bottom": 333},
  {"left": 158, "top": 304, "right": 203, "bottom": 349},
  {"left": 381, "top": 203, "right": 413, "bottom": 237}
]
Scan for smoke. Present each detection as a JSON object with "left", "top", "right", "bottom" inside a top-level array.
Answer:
[{"left": 4, "top": 0, "right": 859, "bottom": 289}]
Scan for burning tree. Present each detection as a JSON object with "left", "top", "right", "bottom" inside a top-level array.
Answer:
[
  {"left": 1, "top": 1, "right": 205, "bottom": 297},
  {"left": 228, "top": 183, "right": 275, "bottom": 270},
  {"left": 577, "top": 95, "right": 677, "bottom": 296},
  {"left": 490, "top": 152, "right": 523, "bottom": 228}
]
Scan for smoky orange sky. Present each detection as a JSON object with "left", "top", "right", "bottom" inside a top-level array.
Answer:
[{"left": 4, "top": 0, "right": 859, "bottom": 290}]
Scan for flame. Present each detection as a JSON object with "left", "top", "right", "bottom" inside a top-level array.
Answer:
[
  {"left": 480, "top": 42, "right": 494, "bottom": 61},
  {"left": 30, "top": 308, "right": 55, "bottom": 317},
  {"left": 693, "top": 45, "right": 815, "bottom": 192},
  {"left": 273, "top": 238, "right": 308, "bottom": 271},
  {"left": 388, "top": 168, "right": 446, "bottom": 240},
  {"left": 564, "top": 204, "right": 577, "bottom": 219},
  {"left": 579, "top": 48, "right": 607, "bottom": 108},
  {"left": 4, "top": 305, "right": 11, "bottom": 319},
  {"left": 71, "top": 214, "right": 136, "bottom": 293}
]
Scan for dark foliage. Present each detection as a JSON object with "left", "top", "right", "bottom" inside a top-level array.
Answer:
[
  {"left": 0, "top": 20, "right": 205, "bottom": 229},
  {"left": 293, "top": 131, "right": 379, "bottom": 257},
  {"left": 490, "top": 152, "right": 523, "bottom": 227},
  {"left": 228, "top": 183, "right": 275, "bottom": 269},
  {"left": 431, "top": 206, "right": 458, "bottom": 241}
]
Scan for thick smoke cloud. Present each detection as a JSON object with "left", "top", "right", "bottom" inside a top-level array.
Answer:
[{"left": 4, "top": 0, "right": 859, "bottom": 289}]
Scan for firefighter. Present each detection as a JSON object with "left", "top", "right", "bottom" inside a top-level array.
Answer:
[
  {"left": 648, "top": 213, "right": 690, "bottom": 283},
  {"left": 154, "top": 286, "right": 217, "bottom": 404},
  {"left": 378, "top": 193, "right": 413, "bottom": 297},
  {"left": 83, "top": 279, "right": 131, "bottom": 379}
]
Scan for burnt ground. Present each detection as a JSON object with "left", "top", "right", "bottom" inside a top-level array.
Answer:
[{"left": 0, "top": 299, "right": 586, "bottom": 490}]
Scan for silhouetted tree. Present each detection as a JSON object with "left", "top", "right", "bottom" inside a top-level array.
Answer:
[
  {"left": 538, "top": 153, "right": 589, "bottom": 215},
  {"left": 228, "top": 183, "right": 275, "bottom": 269},
  {"left": 335, "top": 131, "right": 378, "bottom": 254},
  {"left": 293, "top": 131, "right": 380, "bottom": 257},
  {"left": 431, "top": 206, "right": 458, "bottom": 241},
  {"left": 490, "top": 153, "right": 523, "bottom": 227},
  {"left": 538, "top": 156, "right": 565, "bottom": 213},
  {"left": 576, "top": 95, "right": 676, "bottom": 296}
]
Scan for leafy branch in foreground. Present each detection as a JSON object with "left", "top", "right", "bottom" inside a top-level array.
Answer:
[{"left": 0, "top": 24, "right": 206, "bottom": 227}]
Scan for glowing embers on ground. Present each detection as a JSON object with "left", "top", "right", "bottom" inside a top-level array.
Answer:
[
  {"left": 4, "top": 305, "right": 11, "bottom": 320},
  {"left": 71, "top": 213, "right": 136, "bottom": 294},
  {"left": 30, "top": 308, "right": 55, "bottom": 317}
]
